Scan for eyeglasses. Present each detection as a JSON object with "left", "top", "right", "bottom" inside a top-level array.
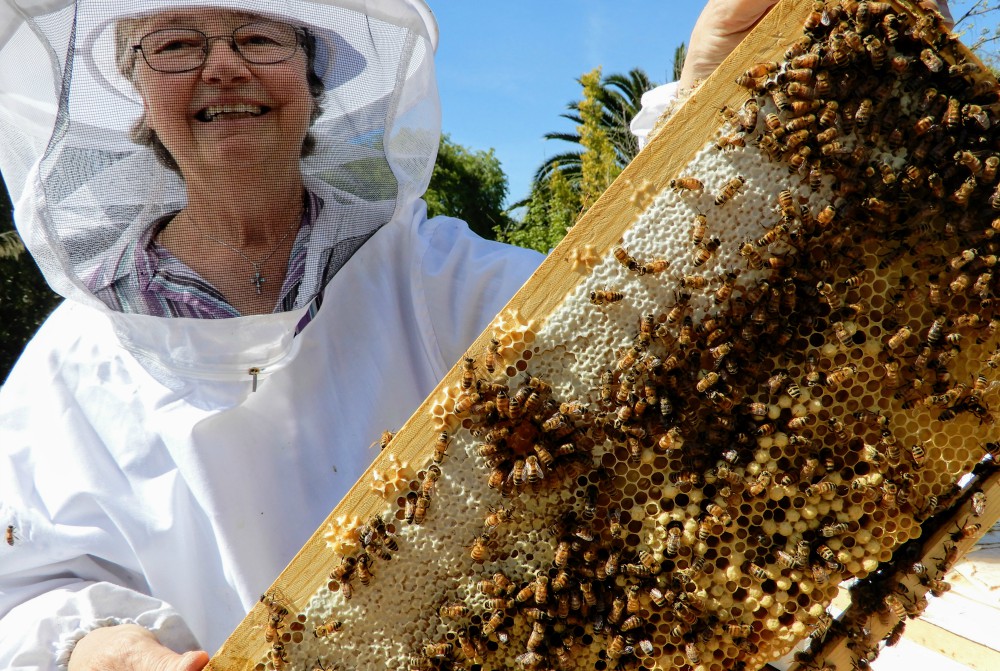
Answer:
[{"left": 134, "top": 21, "right": 304, "bottom": 73}]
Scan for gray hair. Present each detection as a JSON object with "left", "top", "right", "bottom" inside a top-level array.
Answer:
[{"left": 114, "top": 16, "right": 326, "bottom": 173}]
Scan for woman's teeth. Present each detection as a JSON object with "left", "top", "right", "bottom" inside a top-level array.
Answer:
[{"left": 197, "top": 104, "right": 267, "bottom": 121}]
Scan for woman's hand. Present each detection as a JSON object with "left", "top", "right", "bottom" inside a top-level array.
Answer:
[
  {"left": 67, "top": 624, "right": 209, "bottom": 671},
  {"left": 679, "top": 0, "right": 779, "bottom": 90},
  {"left": 678, "top": 0, "right": 954, "bottom": 91}
]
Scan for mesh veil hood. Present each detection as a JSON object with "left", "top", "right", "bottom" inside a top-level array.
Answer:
[
  {"left": 0, "top": 0, "right": 440, "bottom": 312},
  {"left": 0, "top": 0, "right": 440, "bottom": 383}
]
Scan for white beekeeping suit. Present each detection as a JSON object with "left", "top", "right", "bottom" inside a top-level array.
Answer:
[{"left": 0, "top": 0, "right": 545, "bottom": 666}]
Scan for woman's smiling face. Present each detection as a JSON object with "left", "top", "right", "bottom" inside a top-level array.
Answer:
[{"left": 132, "top": 9, "right": 314, "bottom": 179}]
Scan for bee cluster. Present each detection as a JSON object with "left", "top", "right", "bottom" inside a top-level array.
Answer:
[{"left": 243, "top": 2, "right": 1000, "bottom": 671}]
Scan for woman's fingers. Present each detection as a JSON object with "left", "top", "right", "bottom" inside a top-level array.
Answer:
[
  {"left": 680, "top": 0, "right": 778, "bottom": 89},
  {"left": 705, "top": 0, "right": 780, "bottom": 35}
]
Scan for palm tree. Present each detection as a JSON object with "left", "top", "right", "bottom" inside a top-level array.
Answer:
[{"left": 533, "top": 67, "right": 659, "bottom": 189}]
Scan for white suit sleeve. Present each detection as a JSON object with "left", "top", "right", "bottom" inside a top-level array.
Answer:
[
  {"left": 0, "top": 307, "right": 201, "bottom": 669},
  {"left": 413, "top": 211, "right": 544, "bottom": 372},
  {"left": 0, "top": 499, "right": 201, "bottom": 669},
  {"left": 629, "top": 82, "right": 680, "bottom": 151}
]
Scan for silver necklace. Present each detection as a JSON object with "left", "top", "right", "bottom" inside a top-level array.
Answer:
[{"left": 182, "top": 209, "right": 302, "bottom": 295}]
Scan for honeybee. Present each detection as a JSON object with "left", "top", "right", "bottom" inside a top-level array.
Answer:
[
  {"left": 811, "top": 562, "right": 830, "bottom": 585},
  {"left": 766, "top": 370, "right": 789, "bottom": 395},
  {"left": 641, "top": 258, "right": 670, "bottom": 274},
  {"left": 693, "top": 237, "right": 722, "bottom": 267},
  {"left": 524, "top": 454, "right": 544, "bottom": 486},
  {"left": 740, "top": 242, "right": 764, "bottom": 270},
  {"left": 664, "top": 292, "right": 692, "bottom": 326},
  {"left": 269, "top": 643, "right": 289, "bottom": 670},
  {"left": 613, "top": 246, "right": 637, "bottom": 271},
  {"left": 747, "top": 562, "right": 770, "bottom": 582},
  {"left": 549, "top": 538, "right": 571, "bottom": 568},
  {"left": 759, "top": 133, "right": 782, "bottom": 160},
  {"left": 696, "top": 372, "right": 719, "bottom": 393},
  {"left": 714, "top": 272, "right": 737, "bottom": 304},
  {"left": 423, "top": 642, "right": 453, "bottom": 659},
  {"left": 816, "top": 204, "right": 837, "bottom": 228},
  {"left": 715, "top": 176, "right": 746, "bottom": 206},
  {"left": 438, "top": 602, "right": 470, "bottom": 620},
  {"left": 924, "top": 578, "right": 952, "bottom": 598},
  {"left": 5, "top": 524, "right": 15, "bottom": 547},
  {"left": 826, "top": 364, "right": 858, "bottom": 387},
  {"left": 757, "top": 222, "right": 789, "bottom": 248},
  {"left": 680, "top": 274, "right": 708, "bottom": 290},
  {"left": 807, "top": 481, "right": 839, "bottom": 498},
  {"left": 469, "top": 532, "right": 491, "bottom": 563},
  {"left": 314, "top": 618, "right": 343, "bottom": 637},
  {"left": 590, "top": 290, "right": 624, "bottom": 305},
  {"left": 740, "top": 60, "right": 778, "bottom": 83},
  {"left": 715, "top": 133, "right": 747, "bottom": 151},
  {"left": 354, "top": 552, "right": 376, "bottom": 586},
  {"left": 414, "top": 492, "right": 430, "bottom": 524},
  {"left": 670, "top": 176, "right": 704, "bottom": 192},
  {"left": 428, "top": 431, "right": 451, "bottom": 464},
  {"left": 401, "top": 492, "right": 421, "bottom": 524},
  {"left": 816, "top": 544, "right": 841, "bottom": 570},
  {"left": 481, "top": 610, "right": 505, "bottom": 638},
  {"left": 820, "top": 521, "right": 851, "bottom": 538},
  {"left": 367, "top": 429, "right": 396, "bottom": 453},
  {"left": 420, "top": 465, "right": 442, "bottom": 498},
  {"left": 665, "top": 525, "right": 682, "bottom": 557},
  {"left": 950, "top": 273, "right": 971, "bottom": 295},
  {"left": 887, "top": 326, "right": 912, "bottom": 351},
  {"left": 983, "top": 155, "right": 999, "bottom": 183},
  {"left": 453, "top": 391, "right": 480, "bottom": 416},
  {"left": 787, "top": 415, "right": 812, "bottom": 431}
]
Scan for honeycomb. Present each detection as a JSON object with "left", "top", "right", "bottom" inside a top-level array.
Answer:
[{"left": 208, "top": 2, "right": 1000, "bottom": 671}]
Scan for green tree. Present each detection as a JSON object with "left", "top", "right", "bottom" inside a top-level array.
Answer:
[
  {"left": 496, "top": 164, "right": 581, "bottom": 253},
  {"left": 424, "top": 133, "right": 511, "bottom": 240},
  {"left": 578, "top": 67, "right": 623, "bottom": 210},
  {"left": 535, "top": 67, "right": 659, "bottom": 190},
  {"left": 501, "top": 66, "right": 663, "bottom": 252},
  {"left": 0, "top": 177, "right": 61, "bottom": 383}
]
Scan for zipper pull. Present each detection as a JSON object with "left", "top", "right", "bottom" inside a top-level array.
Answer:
[{"left": 249, "top": 367, "right": 261, "bottom": 392}]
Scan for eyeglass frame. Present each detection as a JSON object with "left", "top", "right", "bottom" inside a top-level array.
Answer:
[{"left": 132, "top": 21, "right": 307, "bottom": 74}]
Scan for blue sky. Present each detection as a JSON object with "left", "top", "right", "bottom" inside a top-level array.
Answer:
[{"left": 432, "top": 2, "right": 704, "bottom": 207}]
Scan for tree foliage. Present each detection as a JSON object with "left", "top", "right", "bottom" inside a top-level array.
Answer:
[
  {"left": 424, "top": 133, "right": 511, "bottom": 240},
  {"left": 952, "top": 0, "right": 1000, "bottom": 68},
  {"left": 496, "top": 164, "right": 580, "bottom": 253},
  {"left": 501, "top": 65, "right": 667, "bottom": 253},
  {"left": 534, "top": 67, "right": 658, "bottom": 189},
  {"left": 0, "top": 177, "right": 61, "bottom": 383},
  {"left": 578, "top": 67, "right": 624, "bottom": 210}
]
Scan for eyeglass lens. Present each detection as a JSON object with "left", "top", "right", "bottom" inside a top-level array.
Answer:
[{"left": 139, "top": 22, "right": 298, "bottom": 72}]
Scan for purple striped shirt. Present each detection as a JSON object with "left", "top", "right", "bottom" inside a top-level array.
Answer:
[{"left": 90, "top": 191, "right": 324, "bottom": 329}]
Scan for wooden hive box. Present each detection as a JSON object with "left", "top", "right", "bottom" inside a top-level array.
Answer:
[{"left": 207, "top": 2, "right": 1000, "bottom": 670}]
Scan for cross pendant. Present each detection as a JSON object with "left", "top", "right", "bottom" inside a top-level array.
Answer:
[{"left": 251, "top": 269, "right": 265, "bottom": 295}]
